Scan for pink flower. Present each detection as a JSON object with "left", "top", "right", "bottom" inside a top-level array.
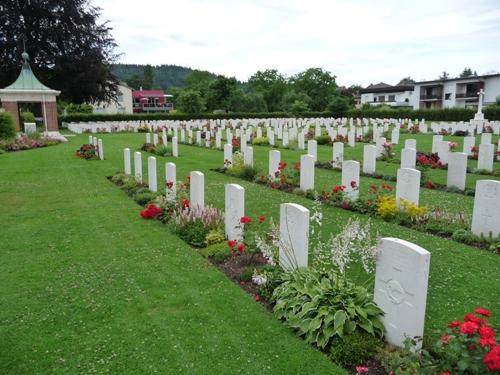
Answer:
[{"left": 355, "top": 366, "right": 369, "bottom": 374}]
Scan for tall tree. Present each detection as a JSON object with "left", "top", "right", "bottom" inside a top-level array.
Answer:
[
  {"left": 459, "top": 67, "right": 475, "bottom": 78},
  {"left": 142, "top": 65, "right": 154, "bottom": 90},
  {"left": 206, "top": 75, "right": 238, "bottom": 111},
  {"left": 0, "top": 0, "right": 119, "bottom": 103},
  {"left": 248, "top": 69, "right": 288, "bottom": 112},
  {"left": 185, "top": 70, "right": 214, "bottom": 97},
  {"left": 290, "top": 68, "right": 337, "bottom": 111}
]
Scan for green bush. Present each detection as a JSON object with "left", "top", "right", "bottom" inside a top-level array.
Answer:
[
  {"left": 204, "top": 229, "right": 225, "bottom": 246},
  {"left": 155, "top": 144, "right": 170, "bottom": 156},
  {"left": 252, "top": 136, "right": 269, "bottom": 146},
  {"left": 20, "top": 111, "right": 36, "bottom": 124},
  {"left": 199, "top": 241, "right": 232, "bottom": 262},
  {"left": 175, "top": 220, "right": 210, "bottom": 248},
  {"left": 133, "top": 191, "right": 159, "bottom": 206},
  {"left": 315, "top": 135, "right": 331, "bottom": 145},
  {"left": 0, "top": 112, "right": 16, "bottom": 139},
  {"left": 65, "top": 103, "right": 93, "bottom": 114},
  {"left": 256, "top": 266, "right": 285, "bottom": 300},
  {"left": 329, "top": 331, "right": 382, "bottom": 367},
  {"left": 240, "top": 266, "right": 255, "bottom": 282},
  {"left": 238, "top": 166, "right": 259, "bottom": 181},
  {"left": 452, "top": 229, "right": 478, "bottom": 245},
  {"left": 272, "top": 268, "right": 384, "bottom": 349}
]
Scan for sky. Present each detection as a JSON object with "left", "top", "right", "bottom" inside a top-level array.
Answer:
[{"left": 94, "top": 0, "right": 500, "bottom": 87}]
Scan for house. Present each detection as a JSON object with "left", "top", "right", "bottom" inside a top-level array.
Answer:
[
  {"left": 413, "top": 73, "right": 500, "bottom": 109},
  {"left": 360, "top": 82, "right": 415, "bottom": 107},
  {"left": 93, "top": 82, "right": 133, "bottom": 114},
  {"left": 132, "top": 88, "right": 173, "bottom": 113}
]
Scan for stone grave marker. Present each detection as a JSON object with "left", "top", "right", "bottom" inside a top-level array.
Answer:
[
  {"left": 471, "top": 180, "right": 500, "bottom": 237},
  {"left": 225, "top": 184, "right": 245, "bottom": 241},
  {"left": 300, "top": 154, "right": 315, "bottom": 191},
  {"left": 396, "top": 168, "right": 420, "bottom": 207},
  {"left": 190, "top": 171, "right": 205, "bottom": 209},
  {"left": 279, "top": 203, "right": 309, "bottom": 271}
]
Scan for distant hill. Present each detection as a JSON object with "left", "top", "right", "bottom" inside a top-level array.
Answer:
[{"left": 111, "top": 64, "right": 218, "bottom": 91}]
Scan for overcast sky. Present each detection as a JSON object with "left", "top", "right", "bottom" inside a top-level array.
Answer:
[{"left": 94, "top": 0, "right": 500, "bottom": 87}]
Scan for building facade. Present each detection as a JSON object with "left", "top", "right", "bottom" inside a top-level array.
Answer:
[
  {"left": 132, "top": 89, "right": 173, "bottom": 113},
  {"left": 413, "top": 74, "right": 500, "bottom": 109},
  {"left": 360, "top": 83, "right": 415, "bottom": 107},
  {"left": 93, "top": 83, "right": 133, "bottom": 114}
]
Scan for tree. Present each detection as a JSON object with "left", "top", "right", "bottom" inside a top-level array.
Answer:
[
  {"left": 228, "top": 91, "right": 267, "bottom": 112},
  {"left": 142, "top": 65, "right": 154, "bottom": 90},
  {"left": 176, "top": 89, "right": 205, "bottom": 113},
  {"left": 290, "top": 100, "right": 310, "bottom": 115},
  {"left": 0, "top": 0, "right": 119, "bottom": 104},
  {"left": 248, "top": 69, "right": 288, "bottom": 112},
  {"left": 290, "top": 68, "right": 337, "bottom": 111},
  {"left": 185, "top": 70, "right": 214, "bottom": 98},
  {"left": 124, "top": 74, "right": 143, "bottom": 90},
  {"left": 281, "top": 90, "right": 312, "bottom": 112},
  {"left": 459, "top": 68, "right": 475, "bottom": 78},
  {"left": 205, "top": 75, "right": 238, "bottom": 111},
  {"left": 397, "top": 77, "right": 416, "bottom": 86},
  {"left": 326, "top": 96, "right": 351, "bottom": 116}
]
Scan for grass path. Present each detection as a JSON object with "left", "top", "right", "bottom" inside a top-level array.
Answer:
[{"left": 0, "top": 139, "right": 345, "bottom": 374}]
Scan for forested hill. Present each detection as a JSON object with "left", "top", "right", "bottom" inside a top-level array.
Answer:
[{"left": 111, "top": 64, "right": 217, "bottom": 90}]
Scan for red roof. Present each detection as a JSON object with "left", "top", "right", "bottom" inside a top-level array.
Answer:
[{"left": 132, "top": 90, "right": 164, "bottom": 99}]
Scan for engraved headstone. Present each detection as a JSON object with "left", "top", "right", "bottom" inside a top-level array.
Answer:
[
  {"left": 471, "top": 180, "right": 500, "bottom": 237},
  {"left": 190, "top": 171, "right": 205, "bottom": 209},
  {"left": 300, "top": 154, "right": 315, "bottom": 191},
  {"left": 396, "top": 168, "right": 421, "bottom": 207},
  {"left": 279, "top": 203, "right": 309, "bottom": 271},
  {"left": 447, "top": 152, "right": 467, "bottom": 190},
  {"left": 225, "top": 184, "right": 245, "bottom": 241}
]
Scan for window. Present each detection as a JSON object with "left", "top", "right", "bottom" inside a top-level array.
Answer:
[
  {"left": 374, "top": 97, "right": 377, "bottom": 102},
  {"left": 404, "top": 98, "right": 409, "bottom": 102},
  {"left": 388, "top": 95, "right": 395, "bottom": 102},
  {"left": 117, "top": 94, "right": 124, "bottom": 103},
  {"left": 378, "top": 95, "right": 385, "bottom": 102},
  {"left": 445, "top": 93, "right": 451, "bottom": 100}
]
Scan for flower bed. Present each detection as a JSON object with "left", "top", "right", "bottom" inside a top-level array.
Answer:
[
  {"left": 0, "top": 134, "right": 61, "bottom": 152},
  {"left": 75, "top": 143, "right": 99, "bottom": 159}
]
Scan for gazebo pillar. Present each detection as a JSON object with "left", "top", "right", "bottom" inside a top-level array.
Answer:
[
  {"left": 42, "top": 101, "right": 59, "bottom": 132},
  {"left": 1, "top": 101, "right": 21, "bottom": 131}
]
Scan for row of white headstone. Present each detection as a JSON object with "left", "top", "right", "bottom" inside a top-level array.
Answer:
[
  {"left": 88, "top": 135, "right": 104, "bottom": 160},
  {"left": 145, "top": 132, "right": 179, "bottom": 157}
]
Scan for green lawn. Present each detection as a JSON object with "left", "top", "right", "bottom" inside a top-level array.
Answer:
[{"left": 1, "top": 133, "right": 499, "bottom": 374}]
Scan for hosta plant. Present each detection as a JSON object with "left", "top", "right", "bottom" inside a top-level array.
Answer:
[{"left": 272, "top": 268, "right": 384, "bottom": 349}]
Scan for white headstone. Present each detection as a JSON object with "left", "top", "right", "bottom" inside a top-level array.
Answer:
[
  {"left": 269, "top": 150, "right": 281, "bottom": 178},
  {"left": 153, "top": 133, "right": 159, "bottom": 146},
  {"left": 298, "top": 132, "right": 305, "bottom": 150},
  {"left": 190, "top": 171, "right": 204, "bottom": 209},
  {"left": 463, "top": 136, "right": 475, "bottom": 155},
  {"left": 148, "top": 156, "right": 157, "bottom": 192},
  {"left": 279, "top": 203, "right": 309, "bottom": 271},
  {"left": 341, "top": 160, "right": 360, "bottom": 201},
  {"left": 146, "top": 133, "right": 151, "bottom": 144},
  {"left": 124, "top": 148, "right": 131, "bottom": 175},
  {"left": 300, "top": 154, "right": 315, "bottom": 191},
  {"left": 400, "top": 148, "right": 416, "bottom": 169},
  {"left": 477, "top": 143, "right": 494, "bottom": 171},
  {"left": 348, "top": 130, "right": 355, "bottom": 147},
  {"left": 471, "top": 180, "right": 500, "bottom": 237},
  {"left": 332, "top": 142, "right": 344, "bottom": 168},
  {"left": 224, "top": 144, "right": 233, "bottom": 168},
  {"left": 307, "top": 140, "right": 317, "bottom": 162},
  {"left": 134, "top": 152, "right": 142, "bottom": 183},
  {"left": 171, "top": 137, "right": 178, "bottom": 157},
  {"left": 244, "top": 146, "right": 254, "bottom": 167},
  {"left": 98, "top": 139, "right": 104, "bottom": 160},
  {"left": 374, "top": 238, "right": 430, "bottom": 349},
  {"left": 447, "top": 152, "right": 467, "bottom": 190},
  {"left": 165, "top": 162, "right": 176, "bottom": 201},
  {"left": 404, "top": 139, "right": 416, "bottom": 150},
  {"left": 432, "top": 135, "right": 443, "bottom": 154},
  {"left": 481, "top": 133, "right": 492, "bottom": 145},
  {"left": 436, "top": 141, "right": 450, "bottom": 165},
  {"left": 376, "top": 137, "right": 386, "bottom": 158},
  {"left": 396, "top": 168, "right": 421, "bottom": 207},
  {"left": 391, "top": 129, "right": 399, "bottom": 144},
  {"left": 225, "top": 184, "right": 245, "bottom": 241},
  {"left": 363, "top": 145, "right": 377, "bottom": 174}
]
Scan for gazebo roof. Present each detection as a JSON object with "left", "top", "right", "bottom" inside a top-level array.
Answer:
[{"left": 4, "top": 51, "right": 54, "bottom": 91}]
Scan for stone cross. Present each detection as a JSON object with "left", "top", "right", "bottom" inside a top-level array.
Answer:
[
  {"left": 225, "top": 184, "right": 245, "bottom": 241},
  {"left": 477, "top": 88, "right": 484, "bottom": 114},
  {"left": 190, "top": 171, "right": 205, "bottom": 209},
  {"left": 279, "top": 203, "right": 310, "bottom": 271},
  {"left": 374, "top": 238, "right": 430, "bottom": 349},
  {"left": 148, "top": 156, "right": 157, "bottom": 192}
]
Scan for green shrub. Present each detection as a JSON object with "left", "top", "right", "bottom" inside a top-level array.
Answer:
[
  {"left": 199, "top": 242, "right": 232, "bottom": 262},
  {"left": 329, "top": 331, "right": 382, "bottom": 367},
  {"left": 240, "top": 266, "right": 255, "bottom": 282},
  {"left": 20, "top": 111, "right": 36, "bottom": 123},
  {"left": 315, "top": 135, "right": 331, "bottom": 145},
  {"left": 121, "top": 177, "right": 139, "bottom": 192},
  {"left": 0, "top": 112, "right": 16, "bottom": 139},
  {"left": 133, "top": 191, "right": 159, "bottom": 206},
  {"left": 239, "top": 166, "right": 259, "bottom": 181},
  {"left": 155, "top": 144, "right": 170, "bottom": 156},
  {"left": 452, "top": 229, "right": 478, "bottom": 245},
  {"left": 175, "top": 220, "right": 210, "bottom": 248},
  {"left": 111, "top": 173, "right": 127, "bottom": 184},
  {"left": 65, "top": 103, "right": 93, "bottom": 114},
  {"left": 252, "top": 136, "right": 269, "bottom": 146},
  {"left": 204, "top": 229, "right": 225, "bottom": 246},
  {"left": 256, "top": 266, "right": 285, "bottom": 300},
  {"left": 272, "top": 268, "right": 384, "bottom": 349}
]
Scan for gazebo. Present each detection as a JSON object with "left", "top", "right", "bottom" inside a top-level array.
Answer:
[{"left": 0, "top": 51, "right": 61, "bottom": 134}]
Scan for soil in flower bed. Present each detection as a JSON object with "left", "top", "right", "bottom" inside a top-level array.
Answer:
[{"left": 211, "top": 253, "right": 274, "bottom": 311}]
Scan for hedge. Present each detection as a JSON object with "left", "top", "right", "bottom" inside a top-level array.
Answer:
[{"left": 59, "top": 106, "right": 500, "bottom": 124}]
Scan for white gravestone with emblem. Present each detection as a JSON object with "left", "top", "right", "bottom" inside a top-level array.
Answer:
[
  {"left": 279, "top": 203, "right": 309, "bottom": 271},
  {"left": 471, "top": 180, "right": 500, "bottom": 237}
]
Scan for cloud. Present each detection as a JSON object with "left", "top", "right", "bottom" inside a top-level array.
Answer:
[{"left": 94, "top": 0, "right": 500, "bottom": 86}]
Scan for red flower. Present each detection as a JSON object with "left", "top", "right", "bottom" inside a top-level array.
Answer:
[
  {"left": 448, "top": 320, "right": 461, "bottom": 328},
  {"left": 166, "top": 181, "right": 174, "bottom": 189},
  {"left": 355, "top": 366, "right": 369, "bottom": 374},
  {"left": 181, "top": 198, "right": 190, "bottom": 209},
  {"left": 237, "top": 243, "right": 245, "bottom": 253},
  {"left": 484, "top": 345, "right": 500, "bottom": 370},
  {"left": 475, "top": 307, "right": 492, "bottom": 317},
  {"left": 425, "top": 180, "right": 434, "bottom": 189},
  {"left": 460, "top": 321, "right": 479, "bottom": 335},
  {"left": 340, "top": 201, "right": 349, "bottom": 209},
  {"left": 441, "top": 335, "right": 452, "bottom": 345},
  {"left": 439, "top": 372, "right": 451, "bottom": 375},
  {"left": 370, "top": 184, "right": 377, "bottom": 191},
  {"left": 479, "top": 326, "right": 497, "bottom": 347},
  {"left": 254, "top": 294, "right": 261, "bottom": 302},
  {"left": 464, "top": 313, "right": 485, "bottom": 325},
  {"left": 278, "top": 162, "right": 287, "bottom": 170},
  {"left": 240, "top": 216, "right": 252, "bottom": 224},
  {"left": 258, "top": 215, "right": 265, "bottom": 223},
  {"left": 228, "top": 240, "right": 237, "bottom": 249},
  {"left": 293, "top": 162, "right": 301, "bottom": 171},
  {"left": 139, "top": 204, "right": 163, "bottom": 219},
  {"left": 350, "top": 180, "right": 357, "bottom": 188}
]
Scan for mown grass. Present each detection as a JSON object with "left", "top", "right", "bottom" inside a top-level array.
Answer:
[{"left": 0, "top": 137, "right": 345, "bottom": 374}]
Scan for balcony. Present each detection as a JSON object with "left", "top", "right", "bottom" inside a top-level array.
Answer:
[
  {"left": 133, "top": 103, "right": 174, "bottom": 113},
  {"left": 455, "top": 92, "right": 478, "bottom": 100},
  {"left": 420, "top": 94, "right": 442, "bottom": 100}
]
